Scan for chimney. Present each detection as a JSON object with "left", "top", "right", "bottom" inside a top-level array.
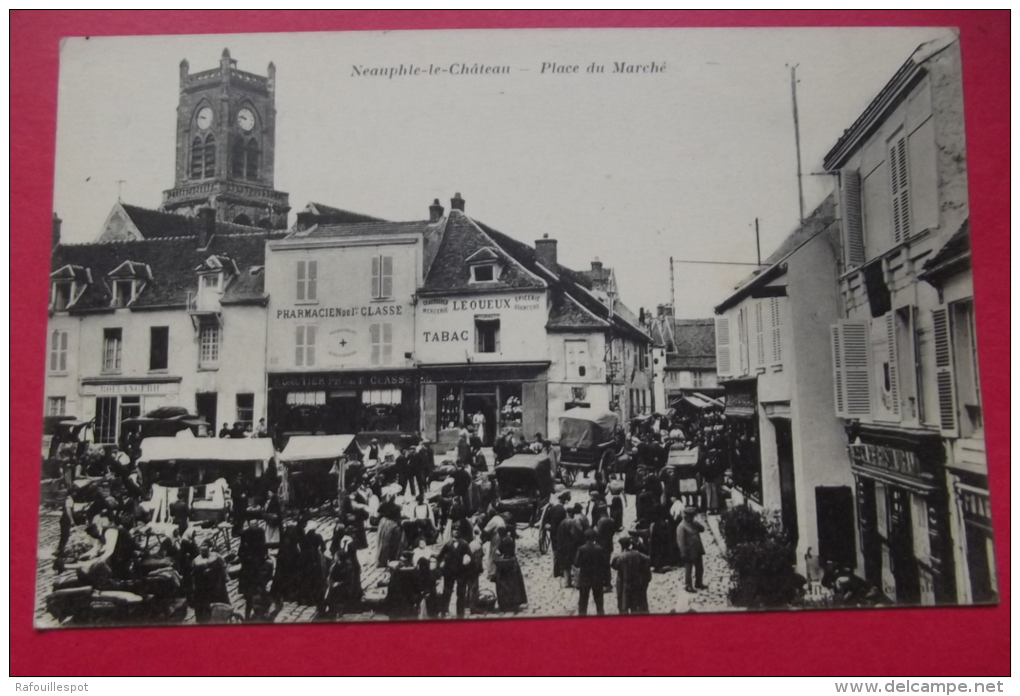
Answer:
[
  {"left": 429, "top": 198, "right": 445, "bottom": 224},
  {"left": 591, "top": 257, "right": 603, "bottom": 272},
  {"left": 51, "top": 212, "right": 62, "bottom": 248},
  {"left": 450, "top": 192, "right": 465, "bottom": 212},
  {"left": 535, "top": 233, "right": 558, "bottom": 269},
  {"left": 179, "top": 59, "right": 189, "bottom": 86},
  {"left": 197, "top": 207, "right": 216, "bottom": 248}
]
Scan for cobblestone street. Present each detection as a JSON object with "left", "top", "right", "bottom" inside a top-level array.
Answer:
[{"left": 34, "top": 473, "right": 734, "bottom": 627}]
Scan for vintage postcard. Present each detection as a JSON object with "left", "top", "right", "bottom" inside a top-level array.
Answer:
[{"left": 36, "top": 26, "right": 996, "bottom": 628}]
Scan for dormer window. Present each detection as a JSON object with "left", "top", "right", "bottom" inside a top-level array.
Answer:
[
  {"left": 472, "top": 264, "right": 496, "bottom": 282},
  {"left": 107, "top": 260, "right": 151, "bottom": 309},
  {"left": 51, "top": 281, "right": 73, "bottom": 311},
  {"left": 112, "top": 279, "right": 136, "bottom": 308},
  {"left": 202, "top": 273, "right": 221, "bottom": 290},
  {"left": 50, "top": 264, "right": 89, "bottom": 311},
  {"left": 465, "top": 247, "right": 503, "bottom": 284}
]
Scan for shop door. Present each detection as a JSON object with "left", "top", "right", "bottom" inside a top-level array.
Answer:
[
  {"left": 464, "top": 391, "right": 497, "bottom": 446},
  {"left": 774, "top": 419, "right": 799, "bottom": 547},
  {"left": 965, "top": 523, "right": 997, "bottom": 604},
  {"left": 888, "top": 487, "right": 921, "bottom": 605},
  {"left": 195, "top": 393, "right": 217, "bottom": 436},
  {"left": 521, "top": 380, "right": 548, "bottom": 443},
  {"left": 856, "top": 478, "right": 882, "bottom": 588},
  {"left": 816, "top": 486, "right": 856, "bottom": 569},
  {"left": 327, "top": 392, "right": 360, "bottom": 434}
]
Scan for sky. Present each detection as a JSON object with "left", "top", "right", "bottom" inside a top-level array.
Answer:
[{"left": 52, "top": 27, "right": 955, "bottom": 319}]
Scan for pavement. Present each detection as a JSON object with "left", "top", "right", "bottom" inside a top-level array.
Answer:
[{"left": 33, "top": 471, "right": 735, "bottom": 626}]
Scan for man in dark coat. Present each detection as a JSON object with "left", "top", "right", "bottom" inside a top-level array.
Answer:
[
  {"left": 573, "top": 528, "right": 610, "bottom": 616},
  {"left": 612, "top": 537, "right": 651, "bottom": 614},
  {"left": 542, "top": 491, "right": 570, "bottom": 553},
  {"left": 677, "top": 507, "right": 707, "bottom": 592},
  {"left": 554, "top": 505, "right": 583, "bottom": 587},
  {"left": 436, "top": 525, "right": 473, "bottom": 618},
  {"left": 395, "top": 447, "right": 410, "bottom": 495}
]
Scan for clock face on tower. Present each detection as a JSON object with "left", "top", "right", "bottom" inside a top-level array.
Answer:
[
  {"left": 237, "top": 108, "right": 255, "bottom": 132},
  {"left": 196, "top": 107, "right": 213, "bottom": 130}
]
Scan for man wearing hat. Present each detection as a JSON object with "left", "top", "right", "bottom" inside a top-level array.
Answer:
[
  {"left": 612, "top": 536, "right": 651, "bottom": 614},
  {"left": 573, "top": 528, "right": 610, "bottom": 616},
  {"left": 677, "top": 507, "right": 707, "bottom": 593}
]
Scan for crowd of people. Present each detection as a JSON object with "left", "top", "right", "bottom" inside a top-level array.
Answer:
[{"left": 45, "top": 405, "right": 730, "bottom": 624}]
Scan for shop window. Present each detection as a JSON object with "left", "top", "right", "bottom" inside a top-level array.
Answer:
[
  {"left": 95, "top": 396, "right": 118, "bottom": 444},
  {"left": 439, "top": 386, "right": 461, "bottom": 430},
  {"left": 47, "top": 396, "right": 66, "bottom": 417},
  {"left": 371, "top": 255, "right": 393, "bottom": 300},
  {"left": 295, "top": 325, "right": 317, "bottom": 367},
  {"left": 149, "top": 326, "right": 169, "bottom": 371},
  {"left": 286, "top": 391, "right": 326, "bottom": 406},
  {"left": 49, "top": 329, "right": 68, "bottom": 373},
  {"left": 475, "top": 316, "right": 500, "bottom": 353},
  {"left": 296, "top": 260, "right": 317, "bottom": 303},
  {"left": 236, "top": 393, "right": 254, "bottom": 430},
  {"left": 199, "top": 321, "right": 220, "bottom": 369},
  {"left": 120, "top": 396, "right": 141, "bottom": 432},
  {"left": 500, "top": 384, "right": 523, "bottom": 431},
  {"left": 362, "top": 389, "right": 401, "bottom": 405},
  {"left": 370, "top": 323, "right": 393, "bottom": 366},
  {"left": 102, "top": 328, "right": 122, "bottom": 373}
]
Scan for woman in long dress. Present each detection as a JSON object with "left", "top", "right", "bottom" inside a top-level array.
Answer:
[
  {"left": 375, "top": 495, "right": 404, "bottom": 568},
  {"left": 492, "top": 531, "right": 527, "bottom": 612}
]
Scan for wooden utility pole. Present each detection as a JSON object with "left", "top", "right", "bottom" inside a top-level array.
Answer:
[
  {"left": 669, "top": 256, "right": 675, "bottom": 312},
  {"left": 755, "top": 218, "right": 762, "bottom": 266},
  {"left": 790, "top": 64, "right": 805, "bottom": 223}
]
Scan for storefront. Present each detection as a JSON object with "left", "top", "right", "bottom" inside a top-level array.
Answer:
[
  {"left": 80, "top": 376, "right": 183, "bottom": 446},
  {"left": 420, "top": 362, "right": 549, "bottom": 448},
  {"left": 948, "top": 470, "right": 996, "bottom": 604},
  {"left": 267, "top": 370, "right": 419, "bottom": 437},
  {"left": 722, "top": 379, "right": 762, "bottom": 503},
  {"left": 847, "top": 429, "right": 955, "bottom": 605}
]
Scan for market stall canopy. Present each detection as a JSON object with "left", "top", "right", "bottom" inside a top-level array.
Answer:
[
  {"left": 279, "top": 435, "right": 359, "bottom": 462},
  {"left": 558, "top": 408, "right": 619, "bottom": 449},
  {"left": 675, "top": 393, "right": 724, "bottom": 411},
  {"left": 138, "top": 437, "right": 275, "bottom": 464}
]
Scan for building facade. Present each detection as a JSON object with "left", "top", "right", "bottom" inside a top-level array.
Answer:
[
  {"left": 648, "top": 307, "right": 720, "bottom": 404},
  {"left": 46, "top": 209, "right": 274, "bottom": 445},
  {"left": 823, "top": 36, "right": 982, "bottom": 605},
  {"left": 715, "top": 195, "right": 856, "bottom": 575}
]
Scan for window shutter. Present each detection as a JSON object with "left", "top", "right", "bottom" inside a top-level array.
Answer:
[
  {"left": 841, "top": 321, "right": 872, "bottom": 418},
  {"left": 59, "top": 331, "right": 68, "bottom": 371},
  {"left": 382, "top": 323, "right": 393, "bottom": 365},
  {"left": 889, "top": 137, "right": 911, "bottom": 243},
  {"left": 841, "top": 168, "right": 865, "bottom": 267},
  {"left": 742, "top": 308, "right": 750, "bottom": 373},
  {"left": 306, "top": 326, "right": 316, "bottom": 366},
  {"left": 754, "top": 301, "right": 765, "bottom": 369},
  {"left": 715, "top": 316, "right": 731, "bottom": 377},
  {"left": 370, "top": 323, "right": 381, "bottom": 365},
  {"left": 295, "top": 325, "right": 305, "bottom": 367},
  {"left": 770, "top": 297, "right": 782, "bottom": 366},
  {"left": 831, "top": 325, "right": 846, "bottom": 417},
  {"left": 885, "top": 311, "right": 901, "bottom": 420},
  {"left": 371, "top": 256, "right": 380, "bottom": 299},
  {"left": 296, "top": 260, "right": 306, "bottom": 301},
  {"left": 833, "top": 321, "right": 871, "bottom": 418},
  {"left": 932, "top": 308, "right": 957, "bottom": 435},
  {"left": 307, "top": 261, "right": 317, "bottom": 301},
  {"left": 381, "top": 256, "right": 393, "bottom": 298}
]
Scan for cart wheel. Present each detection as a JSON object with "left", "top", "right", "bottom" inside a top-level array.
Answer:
[{"left": 538, "top": 526, "right": 550, "bottom": 554}]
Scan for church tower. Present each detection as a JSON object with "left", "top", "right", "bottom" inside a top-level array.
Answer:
[{"left": 160, "top": 49, "right": 290, "bottom": 230}]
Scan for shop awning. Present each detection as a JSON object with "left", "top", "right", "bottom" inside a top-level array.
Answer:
[
  {"left": 279, "top": 435, "right": 358, "bottom": 462},
  {"left": 138, "top": 437, "right": 275, "bottom": 464},
  {"left": 676, "top": 393, "right": 723, "bottom": 411}
]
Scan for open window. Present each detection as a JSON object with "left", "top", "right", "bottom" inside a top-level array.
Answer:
[
  {"left": 107, "top": 261, "right": 151, "bottom": 309},
  {"left": 475, "top": 315, "right": 500, "bottom": 353}
]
